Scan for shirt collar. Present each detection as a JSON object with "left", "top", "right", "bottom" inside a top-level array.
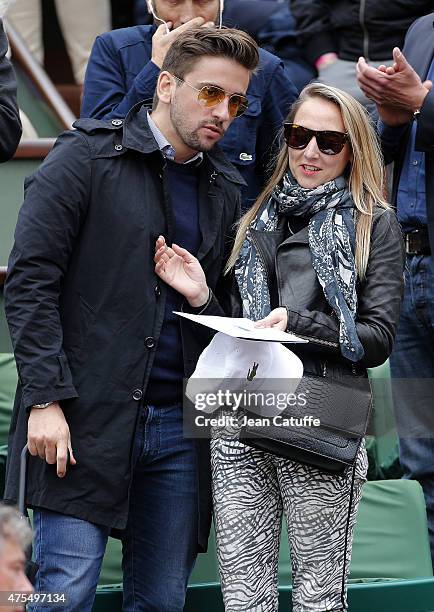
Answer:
[{"left": 147, "top": 111, "right": 203, "bottom": 165}]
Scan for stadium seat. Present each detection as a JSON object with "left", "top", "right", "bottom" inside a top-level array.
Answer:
[{"left": 367, "top": 361, "right": 402, "bottom": 479}]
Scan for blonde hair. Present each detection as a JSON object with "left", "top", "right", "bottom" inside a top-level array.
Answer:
[{"left": 226, "top": 82, "right": 389, "bottom": 278}]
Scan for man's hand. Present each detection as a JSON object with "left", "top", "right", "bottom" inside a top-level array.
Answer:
[
  {"left": 28, "top": 402, "right": 76, "bottom": 478},
  {"left": 357, "top": 48, "right": 432, "bottom": 126},
  {"left": 254, "top": 307, "right": 288, "bottom": 331},
  {"left": 151, "top": 17, "right": 213, "bottom": 68},
  {"left": 154, "top": 236, "right": 209, "bottom": 307}
]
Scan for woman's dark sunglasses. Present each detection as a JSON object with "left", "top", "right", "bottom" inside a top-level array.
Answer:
[
  {"left": 173, "top": 75, "right": 249, "bottom": 118},
  {"left": 284, "top": 122, "right": 349, "bottom": 155}
]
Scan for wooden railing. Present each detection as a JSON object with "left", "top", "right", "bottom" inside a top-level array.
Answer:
[
  {"left": 0, "top": 22, "right": 78, "bottom": 280},
  {"left": 13, "top": 139, "right": 56, "bottom": 159},
  {"left": 5, "top": 19, "right": 76, "bottom": 131}
]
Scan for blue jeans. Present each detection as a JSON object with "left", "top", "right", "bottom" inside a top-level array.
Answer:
[
  {"left": 29, "top": 404, "right": 199, "bottom": 611},
  {"left": 390, "top": 255, "right": 434, "bottom": 566}
]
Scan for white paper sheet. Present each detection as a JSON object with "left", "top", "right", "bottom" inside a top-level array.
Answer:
[{"left": 174, "top": 312, "right": 308, "bottom": 343}]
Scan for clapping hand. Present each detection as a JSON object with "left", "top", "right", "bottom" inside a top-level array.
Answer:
[
  {"left": 357, "top": 47, "right": 432, "bottom": 126},
  {"left": 154, "top": 236, "right": 209, "bottom": 307}
]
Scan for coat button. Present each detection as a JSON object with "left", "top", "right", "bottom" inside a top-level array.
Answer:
[
  {"left": 132, "top": 389, "right": 142, "bottom": 401},
  {"left": 114, "top": 144, "right": 123, "bottom": 151},
  {"left": 154, "top": 285, "right": 161, "bottom": 297},
  {"left": 145, "top": 336, "right": 155, "bottom": 348},
  {"left": 111, "top": 119, "right": 123, "bottom": 126}
]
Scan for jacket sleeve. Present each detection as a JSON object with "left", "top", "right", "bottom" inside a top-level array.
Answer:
[
  {"left": 290, "top": 0, "right": 337, "bottom": 65},
  {"left": 378, "top": 119, "right": 409, "bottom": 166},
  {"left": 4, "top": 131, "right": 92, "bottom": 409},
  {"left": 415, "top": 88, "right": 434, "bottom": 153},
  {"left": 285, "top": 209, "right": 405, "bottom": 368},
  {"left": 0, "top": 19, "right": 22, "bottom": 161},
  {"left": 81, "top": 33, "right": 159, "bottom": 119},
  {"left": 256, "top": 56, "right": 298, "bottom": 181}
]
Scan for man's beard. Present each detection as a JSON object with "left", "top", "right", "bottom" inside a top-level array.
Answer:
[{"left": 170, "top": 101, "right": 225, "bottom": 153}]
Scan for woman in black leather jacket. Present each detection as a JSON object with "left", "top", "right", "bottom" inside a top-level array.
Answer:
[{"left": 155, "top": 83, "right": 404, "bottom": 611}]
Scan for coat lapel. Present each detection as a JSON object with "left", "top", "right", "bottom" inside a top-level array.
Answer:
[
  {"left": 196, "top": 148, "right": 244, "bottom": 264},
  {"left": 196, "top": 166, "right": 224, "bottom": 263}
]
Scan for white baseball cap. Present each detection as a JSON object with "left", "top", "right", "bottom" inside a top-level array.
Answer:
[{"left": 186, "top": 332, "right": 303, "bottom": 416}]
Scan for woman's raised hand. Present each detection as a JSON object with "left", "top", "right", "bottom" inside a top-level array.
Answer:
[
  {"left": 254, "top": 307, "right": 288, "bottom": 331},
  {"left": 154, "top": 236, "right": 209, "bottom": 307}
]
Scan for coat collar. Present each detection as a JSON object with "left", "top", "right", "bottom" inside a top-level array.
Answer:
[
  {"left": 75, "top": 103, "right": 246, "bottom": 186},
  {"left": 122, "top": 103, "right": 246, "bottom": 186}
]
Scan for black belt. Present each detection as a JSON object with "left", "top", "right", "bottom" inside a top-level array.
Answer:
[{"left": 404, "top": 228, "right": 431, "bottom": 256}]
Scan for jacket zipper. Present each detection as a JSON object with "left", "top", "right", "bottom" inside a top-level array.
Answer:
[
  {"left": 249, "top": 229, "right": 270, "bottom": 284},
  {"left": 275, "top": 221, "right": 294, "bottom": 302},
  {"left": 255, "top": 223, "right": 340, "bottom": 350},
  {"left": 359, "top": 0, "right": 369, "bottom": 60},
  {"left": 275, "top": 228, "right": 339, "bottom": 349},
  {"left": 287, "top": 330, "right": 339, "bottom": 349}
]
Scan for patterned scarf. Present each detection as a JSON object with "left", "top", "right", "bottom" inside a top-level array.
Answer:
[{"left": 235, "top": 171, "right": 364, "bottom": 362}]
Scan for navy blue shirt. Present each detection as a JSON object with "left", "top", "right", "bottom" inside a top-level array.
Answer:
[
  {"left": 397, "top": 58, "right": 434, "bottom": 232},
  {"left": 145, "top": 160, "right": 201, "bottom": 406}
]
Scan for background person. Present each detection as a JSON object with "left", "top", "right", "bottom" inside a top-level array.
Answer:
[
  {"left": 81, "top": 0, "right": 298, "bottom": 211},
  {"left": 0, "top": 504, "right": 33, "bottom": 612},
  {"left": 154, "top": 82, "right": 405, "bottom": 611},
  {"left": 7, "top": 0, "right": 111, "bottom": 86},
  {"left": 224, "top": 0, "right": 315, "bottom": 92},
  {"left": 357, "top": 12, "right": 434, "bottom": 565}
]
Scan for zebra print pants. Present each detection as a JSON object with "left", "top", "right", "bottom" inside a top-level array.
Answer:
[{"left": 211, "top": 431, "right": 368, "bottom": 612}]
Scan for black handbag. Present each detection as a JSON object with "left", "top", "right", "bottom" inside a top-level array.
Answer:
[{"left": 239, "top": 373, "right": 372, "bottom": 474}]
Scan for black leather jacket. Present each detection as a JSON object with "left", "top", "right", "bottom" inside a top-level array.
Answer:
[{"left": 250, "top": 207, "right": 405, "bottom": 375}]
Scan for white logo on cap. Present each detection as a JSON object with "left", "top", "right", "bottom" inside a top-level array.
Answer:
[{"left": 246, "top": 362, "right": 259, "bottom": 381}]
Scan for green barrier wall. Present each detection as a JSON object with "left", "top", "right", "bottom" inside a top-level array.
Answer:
[
  {"left": 0, "top": 159, "right": 43, "bottom": 265},
  {"left": 15, "top": 67, "right": 64, "bottom": 138}
]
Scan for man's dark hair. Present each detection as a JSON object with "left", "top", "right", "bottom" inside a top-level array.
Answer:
[{"left": 161, "top": 26, "right": 259, "bottom": 78}]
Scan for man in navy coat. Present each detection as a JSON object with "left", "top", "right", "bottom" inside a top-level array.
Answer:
[{"left": 5, "top": 27, "right": 258, "bottom": 610}]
